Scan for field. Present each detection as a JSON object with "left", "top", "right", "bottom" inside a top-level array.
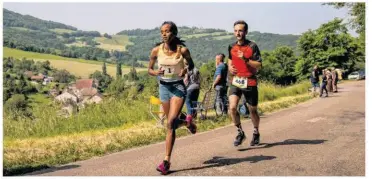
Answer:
[
  {"left": 182, "top": 32, "right": 227, "bottom": 39},
  {"left": 213, "top": 35, "right": 234, "bottom": 40},
  {"left": 94, "top": 35, "right": 133, "bottom": 51},
  {"left": 65, "top": 41, "right": 87, "bottom": 47},
  {"left": 64, "top": 35, "right": 133, "bottom": 51},
  {"left": 3, "top": 47, "right": 147, "bottom": 78},
  {"left": 138, "top": 60, "right": 149, "bottom": 67},
  {"left": 10, "top": 27, "right": 38, "bottom": 32},
  {"left": 49, "top": 28, "right": 77, "bottom": 34}
]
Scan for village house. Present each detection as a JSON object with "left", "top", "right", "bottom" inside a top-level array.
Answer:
[
  {"left": 76, "top": 79, "right": 98, "bottom": 89},
  {"left": 43, "top": 76, "right": 54, "bottom": 85},
  {"left": 30, "top": 74, "right": 45, "bottom": 82},
  {"left": 80, "top": 87, "right": 103, "bottom": 104},
  {"left": 49, "top": 88, "right": 60, "bottom": 97},
  {"left": 24, "top": 71, "right": 54, "bottom": 85},
  {"left": 55, "top": 91, "right": 78, "bottom": 104},
  {"left": 55, "top": 78, "right": 103, "bottom": 116},
  {"left": 69, "top": 79, "right": 98, "bottom": 91}
]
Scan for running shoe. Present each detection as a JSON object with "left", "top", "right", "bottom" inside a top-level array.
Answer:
[
  {"left": 234, "top": 131, "right": 246, "bottom": 146},
  {"left": 250, "top": 133, "right": 260, "bottom": 146},
  {"left": 186, "top": 115, "right": 197, "bottom": 134},
  {"left": 156, "top": 160, "right": 171, "bottom": 175}
]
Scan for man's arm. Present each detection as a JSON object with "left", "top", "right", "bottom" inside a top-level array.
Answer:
[
  {"left": 213, "top": 72, "right": 221, "bottom": 88},
  {"left": 246, "top": 43, "right": 262, "bottom": 69},
  {"left": 227, "top": 44, "right": 237, "bottom": 75},
  {"left": 213, "top": 76, "right": 221, "bottom": 87}
]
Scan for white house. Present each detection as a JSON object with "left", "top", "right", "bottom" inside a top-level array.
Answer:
[
  {"left": 55, "top": 91, "right": 78, "bottom": 104},
  {"left": 42, "top": 76, "right": 54, "bottom": 85}
]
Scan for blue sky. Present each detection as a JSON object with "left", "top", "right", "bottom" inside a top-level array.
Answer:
[{"left": 3, "top": 2, "right": 351, "bottom": 35}]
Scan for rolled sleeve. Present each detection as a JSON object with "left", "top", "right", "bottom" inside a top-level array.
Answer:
[{"left": 251, "top": 44, "right": 262, "bottom": 63}]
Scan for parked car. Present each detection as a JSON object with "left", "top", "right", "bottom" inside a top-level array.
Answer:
[
  {"left": 348, "top": 70, "right": 365, "bottom": 80},
  {"left": 359, "top": 70, "right": 365, "bottom": 79}
]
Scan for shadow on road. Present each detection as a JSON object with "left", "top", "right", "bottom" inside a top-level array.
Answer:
[
  {"left": 339, "top": 111, "right": 365, "bottom": 121},
  {"left": 238, "top": 139, "right": 327, "bottom": 152},
  {"left": 169, "top": 155, "right": 276, "bottom": 174},
  {"left": 24, "top": 164, "right": 80, "bottom": 176},
  {"left": 321, "top": 95, "right": 340, "bottom": 98}
]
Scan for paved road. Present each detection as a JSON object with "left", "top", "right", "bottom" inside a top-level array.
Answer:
[{"left": 29, "top": 80, "right": 365, "bottom": 176}]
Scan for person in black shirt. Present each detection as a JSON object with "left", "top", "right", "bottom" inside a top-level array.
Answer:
[
  {"left": 310, "top": 65, "right": 320, "bottom": 95},
  {"left": 319, "top": 69, "right": 328, "bottom": 97}
]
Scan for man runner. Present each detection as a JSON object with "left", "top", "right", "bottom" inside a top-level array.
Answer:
[{"left": 227, "top": 20, "right": 262, "bottom": 147}]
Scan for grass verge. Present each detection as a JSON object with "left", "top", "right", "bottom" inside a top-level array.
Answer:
[{"left": 3, "top": 93, "right": 314, "bottom": 176}]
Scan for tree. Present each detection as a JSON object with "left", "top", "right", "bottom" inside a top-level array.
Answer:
[
  {"left": 4, "top": 94, "right": 32, "bottom": 120},
  {"left": 104, "top": 51, "right": 110, "bottom": 58},
  {"left": 4, "top": 94, "right": 27, "bottom": 112},
  {"left": 89, "top": 71, "right": 113, "bottom": 92},
  {"left": 295, "top": 18, "right": 363, "bottom": 78},
  {"left": 53, "top": 69, "right": 75, "bottom": 83},
  {"left": 127, "top": 63, "right": 138, "bottom": 81},
  {"left": 325, "top": 2, "right": 365, "bottom": 67},
  {"left": 41, "top": 60, "right": 51, "bottom": 71},
  {"left": 106, "top": 78, "right": 128, "bottom": 96},
  {"left": 324, "top": 3, "right": 365, "bottom": 36},
  {"left": 198, "top": 61, "right": 215, "bottom": 90},
  {"left": 257, "top": 47, "right": 297, "bottom": 85},
  {"left": 3, "top": 88, "right": 12, "bottom": 102},
  {"left": 271, "top": 46, "right": 297, "bottom": 85},
  {"left": 102, "top": 62, "right": 107, "bottom": 75},
  {"left": 103, "top": 33, "right": 112, "bottom": 39},
  {"left": 13, "top": 75, "right": 28, "bottom": 94},
  {"left": 116, "top": 62, "right": 122, "bottom": 78},
  {"left": 257, "top": 51, "right": 276, "bottom": 83}
]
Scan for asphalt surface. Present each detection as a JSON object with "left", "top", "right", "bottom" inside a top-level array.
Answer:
[{"left": 28, "top": 80, "right": 365, "bottom": 176}]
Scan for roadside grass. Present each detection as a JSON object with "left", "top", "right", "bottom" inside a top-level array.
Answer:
[{"left": 3, "top": 90, "right": 315, "bottom": 175}]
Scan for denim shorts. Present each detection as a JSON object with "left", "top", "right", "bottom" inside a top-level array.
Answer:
[
  {"left": 312, "top": 82, "right": 320, "bottom": 88},
  {"left": 159, "top": 80, "right": 186, "bottom": 102}
]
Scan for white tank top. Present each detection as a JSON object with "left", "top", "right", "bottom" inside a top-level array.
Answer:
[{"left": 157, "top": 43, "right": 186, "bottom": 82}]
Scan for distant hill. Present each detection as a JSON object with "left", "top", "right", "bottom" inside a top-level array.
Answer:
[
  {"left": 3, "top": 8, "right": 77, "bottom": 31},
  {"left": 3, "top": 8, "right": 299, "bottom": 66},
  {"left": 3, "top": 9, "right": 134, "bottom": 66},
  {"left": 118, "top": 27, "right": 299, "bottom": 63}
]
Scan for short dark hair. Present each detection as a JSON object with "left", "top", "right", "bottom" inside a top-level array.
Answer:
[
  {"left": 218, "top": 53, "right": 225, "bottom": 58},
  {"left": 234, "top": 20, "right": 248, "bottom": 32},
  {"left": 217, "top": 53, "right": 225, "bottom": 61}
]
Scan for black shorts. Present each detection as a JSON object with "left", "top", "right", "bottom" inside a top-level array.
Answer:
[{"left": 228, "top": 85, "right": 258, "bottom": 106}]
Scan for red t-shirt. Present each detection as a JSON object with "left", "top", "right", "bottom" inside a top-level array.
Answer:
[{"left": 228, "top": 40, "right": 262, "bottom": 86}]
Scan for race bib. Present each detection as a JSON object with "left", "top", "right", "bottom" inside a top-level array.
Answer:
[
  {"left": 164, "top": 67, "right": 176, "bottom": 79},
  {"left": 160, "top": 66, "right": 177, "bottom": 79},
  {"left": 232, "top": 76, "right": 248, "bottom": 88}
]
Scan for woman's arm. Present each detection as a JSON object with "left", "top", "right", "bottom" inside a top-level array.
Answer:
[{"left": 148, "top": 46, "right": 163, "bottom": 76}]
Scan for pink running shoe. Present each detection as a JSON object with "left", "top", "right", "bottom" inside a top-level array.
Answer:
[
  {"left": 186, "top": 115, "right": 197, "bottom": 134},
  {"left": 156, "top": 160, "right": 171, "bottom": 175}
]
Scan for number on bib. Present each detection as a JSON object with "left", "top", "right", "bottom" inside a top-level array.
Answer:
[
  {"left": 163, "top": 67, "right": 176, "bottom": 79},
  {"left": 232, "top": 76, "right": 248, "bottom": 88}
]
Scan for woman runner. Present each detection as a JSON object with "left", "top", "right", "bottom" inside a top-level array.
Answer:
[{"left": 148, "top": 21, "right": 197, "bottom": 175}]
